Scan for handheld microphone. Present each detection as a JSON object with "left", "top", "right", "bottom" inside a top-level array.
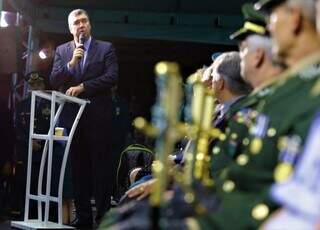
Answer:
[
  {"left": 79, "top": 33, "right": 85, "bottom": 48},
  {"left": 79, "top": 33, "right": 85, "bottom": 45},
  {"left": 78, "top": 33, "right": 85, "bottom": 59}
]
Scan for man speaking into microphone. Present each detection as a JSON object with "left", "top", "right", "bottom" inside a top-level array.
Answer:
[{"left": 50, "top": 9, "right": 118, "bottom": 228}]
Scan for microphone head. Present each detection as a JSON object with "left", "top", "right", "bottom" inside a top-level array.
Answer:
[{"left": 79, "top": 33, "right": 85, "bottom": 45}]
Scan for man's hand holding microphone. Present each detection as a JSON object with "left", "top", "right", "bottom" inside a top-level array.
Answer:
[{"left": 66, "top": 33, "right": 85, "bottom": 97}]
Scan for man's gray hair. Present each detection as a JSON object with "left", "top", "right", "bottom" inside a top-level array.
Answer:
[
  {"left": 214, "top": 51, "right": 252, "bottom": 95},
  {"left": 287, "top": 0, "right": 316, "bottom": 25},
  {"left": 68, "top": 9, "right": 90, "bottom": 31},
  {"left": 246, "top": 34, "right": 273, "bottom": 59}
]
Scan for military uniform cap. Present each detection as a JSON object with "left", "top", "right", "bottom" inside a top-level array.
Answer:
[
  {"left": 230, "top": 3, "right": 267, "bottom": 41},
  {"left": 254, "top": 0, "right": 287, "bottom": 12},
  {"left": 25, "top": 71, "right": 45, "bottom": 85}
]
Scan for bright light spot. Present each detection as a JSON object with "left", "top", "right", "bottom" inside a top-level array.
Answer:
[
  {"left": 39, "top": 50, "right": 48, "bottom": 59},
  {"left": 0, "top": 12, "right": 9, "bottom": 28}
]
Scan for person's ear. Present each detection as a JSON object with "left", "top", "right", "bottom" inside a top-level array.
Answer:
[
  {"left": 254, "top": 49, "right": 265, "bottom": 68},
  {"left": 217, "top": 78, "right": 224, "bottom": 90},
  {"left": 290, "top": 6, "right": 303, "bottom": 35}
]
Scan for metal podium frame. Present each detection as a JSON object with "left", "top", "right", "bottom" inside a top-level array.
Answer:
[{"left": 12, "top": 91, "right": 89, "bottom": 229}]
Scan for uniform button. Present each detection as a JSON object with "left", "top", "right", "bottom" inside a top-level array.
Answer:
[
  {"left": 267, "top": 128, "right": 277, "bottom": 137},
  {"left": 277, "top": 137, "right": 288, "bottom": 151},
  {"left": 231, "top": 133, "right": 238, "bottom": 140},
  {"left": 236, "top": 154, "right": 249, "bottom": 166},
  {"left": 251, "top": 111, "right": 258, "bottom": 118},
  {"left": 242, "top": 138, "right": 250, "bottom": 146},
  {"left": 237, "top": 117, "right": 244, "bottom": 123},
  {"left": 223, "top": 180, "right": 235, "bottom": 193},
  {"left": 212, "top": 147, "right": 220, "bottom": 155},
  {"left": 225, "top": 128, "right": 230, "bottom": 134},
  {"left": 251, "top": 204, "right": 269, "bottom": 220},
  {"left": 274, "top": 163, "right": 293, "bottom": 183},
  {"left": 250, "top": 138, "right": 262, "bottom": 155},
  {"left": 184, "top": 192, "right": 195, "bottom": 204},
  {"left": 219, "top": 134, "right": 226, "bottom": 141}
]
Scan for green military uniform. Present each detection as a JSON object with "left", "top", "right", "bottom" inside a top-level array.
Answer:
[
  {"left": 197, "top": 53, "right": 320, "bottom": 230},
  {"left": 193, "top": 1, "right": 320, "bottom": 228},
  {"left": 210, "top": 2, "right": 268, "bottom": 182},
  {"left": 206, "top": 24, "right": 266, "bottom": 182},
  {"left": 210, "top": 90, "right": 267, "bottom": 182}
]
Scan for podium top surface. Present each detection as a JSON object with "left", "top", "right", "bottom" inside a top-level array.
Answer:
[{"left": 32, "top": 90, "right": 90, "bottom": 105}]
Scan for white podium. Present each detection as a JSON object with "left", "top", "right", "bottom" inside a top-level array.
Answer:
[{"left": 12, "top": 91, "right": 89, "bottom": 229}]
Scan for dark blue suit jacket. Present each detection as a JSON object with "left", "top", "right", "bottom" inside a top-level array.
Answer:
[
  {"left": 50, "top": 38, "right": 118, "bottom": 128},
  {"left": 50, "top": 38, "right": 118, "bottom": 98}
]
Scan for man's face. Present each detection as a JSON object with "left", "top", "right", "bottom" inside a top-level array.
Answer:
[
  {"left": 268, "top": 4, "right": 293, "bottom": 60},
  {"left": 239, "top": 40, "right": 256, "bottom": 83},
  {"left": 69, "top": 13, "right": 91, "bottom": 40},
  {"left": 211, "top": 61, "right": 223, "bottom": 101},
  {"left": 201, "top": 63, "right": 214, "bottom": 90}
]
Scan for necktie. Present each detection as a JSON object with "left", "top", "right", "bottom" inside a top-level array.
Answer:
[
  {"left": 80, "top": 46, "right": 86, "bottom": 74},
  {"left": 213, "top": 106, "right": 224, "bottom": 127}
]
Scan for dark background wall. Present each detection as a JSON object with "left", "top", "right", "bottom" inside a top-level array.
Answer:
[{"left": 31, "top": 0, "right": 255, "bottom": 14}]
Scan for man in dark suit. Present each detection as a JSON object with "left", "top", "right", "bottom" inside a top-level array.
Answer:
[
  {"left": 50, "top": 9, "right": 118, "bottom": 228},
  {"left": 204, "top": 51, "right": 252, "bottom": 129}
]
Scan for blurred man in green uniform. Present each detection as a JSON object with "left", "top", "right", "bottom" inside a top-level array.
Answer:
[
  {"left": 190, "top": 0, "right": 320, "bottom": 229},
  {"left": 210, "top": 3, "right": 285, "bottom": 180},
  {"left": 262, "top": 0, "right": 320, "bottom": 228}
]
